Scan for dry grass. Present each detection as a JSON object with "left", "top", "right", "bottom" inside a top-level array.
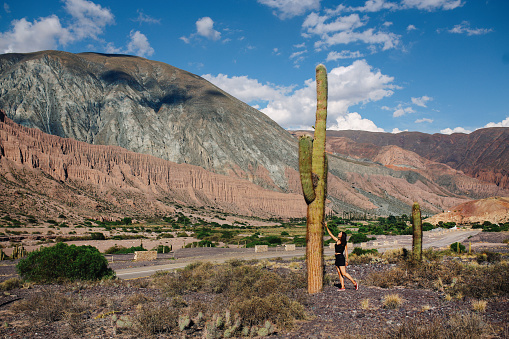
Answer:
[
  {"left": 360, "top": 298, "right": 370, "bottom": 310},
  {"left": 421, "top": 305, "right": 431, "bottom": 312},
  {"left": 381, "top": 312, "right": 492, "bottom": 339},
  {"left": 471, "top": 299, "right": 487, "bottom": 313},
  {"left": 131, "top": 302, "right": 179, "bottom": 336},
  {"left": 382, "top": 294, "right": 403, "bottom": 309},
  {"left": 0, "top": 277, "right": 22, "bottom": 291}
]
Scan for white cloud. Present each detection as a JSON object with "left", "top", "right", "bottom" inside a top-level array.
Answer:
[
  {"left": 349, "top": 0, "right": 398, "bottom": 12},
  {"left": 106, "top": 30, "right": 154, "bottom": 57},
  {"left": 290, "top": 50, "right": 307, "bottom": 59},
  {"left": 329, "top": 112, "right": 384, "bottom": 132},
  {"left": 411, "top": 95, "right": 432, "bottom": 107},
  {"left": 407, "top": 24, "right": 417, "bottom": 31},
  {"left": 126, "top": 30, "right": 154, "bottom": 57},
  {"left": 64, "top": 0, "right": 114, "bottom": 40},
  {"left": 205, "top": 59, "right": 395, "bottom": 129},
  {"left": 258, "top": 0, "right": 321, "bottom": 19},
  {"left": 303, "top": 13, "right": 365, "bottom": 35},
  {"left": 484, "top": 117, "right": 509, "bottom": 128},
  {"left": 440, "top": 127, "right": 471, "bottom": 134},
  {"left": 415, "top": 118, "right": 433, "bottom": 123},
  {"left": 383, "top": 21, "right": 393, "bottom": 27},
  {"left": 326, "top": 50, "right": 364, "bottom": 61},
  {"left": 393, "top": 106, "right": 414, "bottom": 117},
  {"left": 392, "top": 127, "right": 408, "bottom": 133},
  {"left": 314, "top": 27, "right": 400, "bottom": 51},
  {"left": 4, "top": 2, "right": 10, "bottom": 13},
  {"left": 133, "top": 10, "right": 160, "bottom": 25},
  {"left": 0, "top": 16, "right": 71, "bottom": 53},
  {"left": 402, "top": 0, "right": 464, "bottom": 11},
  {"left": 448, "top": 21, "right": 493, "bottom": 36},
  {"left": 196, "top": 17, "right": 221, "bottom": 41}
]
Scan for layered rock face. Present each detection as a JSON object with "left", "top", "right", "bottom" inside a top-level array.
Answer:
[
  {"left": 0, "top": 51, "right": 296, "bottom": 191},
  {"left": 0, "top": 110, "right": 306, "bottom": 219},
  {"left": 322, "top": 129, "right": 509, "bottom": 190}
]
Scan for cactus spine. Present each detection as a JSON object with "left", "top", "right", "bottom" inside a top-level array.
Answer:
[
  {"left": 299, "top": 64, "right": 328, "bottom": 294},
  {"left": 411, "top": 202, "right": 422, "bottom": 261}
]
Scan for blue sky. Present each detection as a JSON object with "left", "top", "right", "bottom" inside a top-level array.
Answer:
[{"left": 1, "top": 0, "right": 508, "bottom": 134}]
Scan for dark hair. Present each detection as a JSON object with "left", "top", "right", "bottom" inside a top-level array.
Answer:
[{"left": 339, "top": 232, "right": 347, "bottom": 244}]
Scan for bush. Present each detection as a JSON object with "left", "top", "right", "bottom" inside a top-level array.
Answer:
[
  {"left": 104, "top": 245, "right": 145, "bottom": 254},
  {"left": 16, "top": 242, "right": 115, "bottom": 283},
  {"left": 90, "top": 232, "right": 106, "bottom": 240},
  {"left": 352, "top": 247, "right": 378, "bottom": 256},
  {"left": 349, "top": 233, "right": 374, "bottom": 244}
]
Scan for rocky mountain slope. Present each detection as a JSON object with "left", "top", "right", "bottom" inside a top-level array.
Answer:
[
  {"left": 0, "top": 110, "right": 306, "bottom": 219},
  {"left": 425, "top": 197, "right": 509, "bottom": 225},
  {"left": 1, "top": 50, "right": 507, "bottom": 218},
  {"left": 322, "top": 129, "right": 509, "bottom": 189}
]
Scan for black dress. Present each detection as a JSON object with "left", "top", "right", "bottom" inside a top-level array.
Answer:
[{"left": 335, "top": 242, "right": 346, "bottom": 267}]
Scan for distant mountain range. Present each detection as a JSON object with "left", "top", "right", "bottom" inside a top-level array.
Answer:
[{"left": 0, "top": 51, "right": 507, "bottom": 220}]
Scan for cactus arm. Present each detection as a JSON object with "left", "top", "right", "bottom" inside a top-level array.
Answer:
[{"left": 298, "top": 135, "right": 316, "bottom": 204}]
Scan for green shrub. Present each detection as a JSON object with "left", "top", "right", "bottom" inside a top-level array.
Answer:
[
  {"left": 90, "top": 232, "right": 106, "bottom": 240},
  {"left": 104, "top": 245, "right": 145, "bottom": 254},
  {"left": 16, "top": 243, "right": 114, "bottom": 283},
  {"left": 352, "top": 247, "right": 378, "bottom": 256},
  {"left": 349, "top": 233, "right": 374, "bottom": 244}
]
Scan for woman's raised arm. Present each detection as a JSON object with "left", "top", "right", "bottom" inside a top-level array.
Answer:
[{"left": 325, "top": 222, "right": 338, "bottom": 242}]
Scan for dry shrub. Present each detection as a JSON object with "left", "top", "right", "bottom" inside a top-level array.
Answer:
[
  {"left": 363, "top": 267, "right": 407, "bottom": 288},
  {"left": 382, "top": 294, "right": 403, "bottom": 309},
  {"left": 154, "top": 260, "right": 307, "bottom": 330},
  {"left": 125, "top": 293, "right": 153, "bottom": 307},
  {"left": 381, "top": 312, "right": 491, "bottom": 339},
  {"left": 364, "top": 253, "right": 508, "bottom": 299},
  {"left": 0, "top": 277, "right": 22, "bottom": 291},
  {"left": 360, "top": 298, "right": 370, "bottom": 310},
  {"left": 471, "top": 299, "right": 487, "bottom": 313},
  {"left": 131, "top": 302, "right": 179, "bottom": 336},
  {"left": 11, "top": 289, "right": 72, "bottom": 322}
]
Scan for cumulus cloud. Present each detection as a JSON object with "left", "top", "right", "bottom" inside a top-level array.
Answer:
[
  {"left": 415, "top": 118, "right": 433, "bottom": 123},
  {"left": 258, "top": 0, "right": 321, "bottom": 19},
  {"left": 440, "top": 126, "right": 471, "bottom": 134},
  {"left": 411, "top": 95, "right": 432, "bottom": 107},
  {"left": 64, "top": 0, "right": 114, "bottom": 40},
  {"left": 402, "top": 0, "right": 463, "bottom": 11},
  {"left": 407, "top": 24, "right": 417, "bottom": 31},
  {"left": 350, "top": 0, "right": 398, "bottom": 12},
  {"left": 303, "top": 11, "right": 400, "bottom": 51},
  {"left": 106, "top": 30, "right": 154, "bottom": 57},
  {"left": 196, "top": 17, "right": 221, "bottom": 40},
  {"left": 448, "top": 21, "right": 493, "bottom": 36},
  {"left": 0, "top": 0, "right": 117, "bottom": 54},
  {"left": 326, "top": 50, "right": 364, "bottom": 61},
  {"left": 484, "top": 117, "right": 509, "bottom": 128},
  {"left": 181, "top": 17, "right": 222, "bottom": 43},
  {"left": 393, "top": 106, "right": 414, "bottom": 117},
  {"left": 0, "top": 16, "right": 71, "bottom": 53},
  {"left": 204, "top": 59, "right": 396, "bottom": 130},
  {"left": 329, "top": 112, "right": 384, "bottom": 132},
  {"left": 392, "top": 127, "right": 408, "bottom": 133}
]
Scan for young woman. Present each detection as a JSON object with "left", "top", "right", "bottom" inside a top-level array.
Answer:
[{"left": 325, "top": 222, "right": 358, "bottom": 291}]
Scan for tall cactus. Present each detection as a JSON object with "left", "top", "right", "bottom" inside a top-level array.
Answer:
[
  {"left": 411, "top": 202, "right": 422, "bottom": 261},
  {"left": 299, "top": 64, "right": 328, "bottom": 294}
]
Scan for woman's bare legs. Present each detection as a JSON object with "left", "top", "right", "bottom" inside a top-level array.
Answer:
[
  {"left": 335, "top": 266, "right": 345, "bottom": 288},
  {"left": 339, "top": 266, "right": 356, "bottom": 286}
]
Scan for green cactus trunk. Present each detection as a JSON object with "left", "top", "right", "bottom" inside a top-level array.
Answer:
[
  {"left": 411, "top": 202, "right": 422, "bottom": 261},
  {"left": 299, "top": 64, "right": 328, "bottom": 294}
]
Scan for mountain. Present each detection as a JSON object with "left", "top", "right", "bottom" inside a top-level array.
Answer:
[
  {"left": 1, "top": 50, "right": 507, "bottom": 219},
  {"left": 0, "top": 109, "right": 306, "bottom": 220},
  {"left": 425, "top": 197, "right": 509, "bottom": 225},
  {"left": 322, "top": 129, "right": 509, "bottom": 190}
]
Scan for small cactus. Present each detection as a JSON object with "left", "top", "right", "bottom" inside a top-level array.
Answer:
[
  {"left": 411, "top": 202, "right": 422, "bottom": 261},
  {"left": 178, "top": 314, "right": 191, "bottom": 331}
]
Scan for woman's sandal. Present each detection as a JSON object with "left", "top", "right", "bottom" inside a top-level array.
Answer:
[
  {"left": 338, "top": 287, "right": 345, "bottom": 291},
  {"left": 354, "top": 282, "right": 359, "bottom": 290}
]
